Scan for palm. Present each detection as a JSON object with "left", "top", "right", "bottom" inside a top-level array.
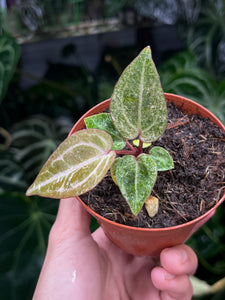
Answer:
[{"left": 92, "top": 228, "right": 160, "bottom": 300}]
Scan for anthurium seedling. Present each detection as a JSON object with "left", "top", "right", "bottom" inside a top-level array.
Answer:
[{"left": 26, "top": 46, "right": 174, "bottom": 217}]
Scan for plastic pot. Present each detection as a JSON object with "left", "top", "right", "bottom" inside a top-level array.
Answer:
[{"left": 69, "top": 93, "right": 225, "bottom": 256}]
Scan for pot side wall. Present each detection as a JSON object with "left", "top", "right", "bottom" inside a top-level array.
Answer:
[{"left": 69, "top": 93, "right": 225, "bottom": 256}]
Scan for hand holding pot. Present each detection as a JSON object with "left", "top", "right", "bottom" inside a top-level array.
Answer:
[{"left": 33, "top": 197, "right": 197, "bottom": 300}]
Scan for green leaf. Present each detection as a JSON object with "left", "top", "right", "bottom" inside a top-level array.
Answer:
[
  {"left": 110, "top": 46, "right": 167, "bottom": 143},
  {"left": 0, "top": 192, "right": 58, "bottom": 300},
  {"left": 110, "top": 157, "right": 121, "bottom": 185},
  {"left": 9, "top": 115, "right": 73, "bottom": 182},
  {"left": 116, "top": 154, "right": 157, "bottom": 215},
  {"left": 149, "top": 146, "right": 174, "bottom": 171},
  {"left": 26, "top": 129, "right": 116, "bottom": 198},
  {"left": 85, "top": 113, "right": 126, "bottom": 150},
  {"left": 0, "top": 156, "right": 27, "bottom": 191},
  {"left": 0, "top": 31, "right": 20, "bottom": 104}
]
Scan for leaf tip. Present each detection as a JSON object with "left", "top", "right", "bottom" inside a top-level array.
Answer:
[
  {"left": 143, "top": 45, "right": 151, "bottom": 53},
  {"left": 141, "top": 45, "right": 152, "bottom": 59},
  {"left": 25, "top": 184, "right": 35, "bottom": 197}
]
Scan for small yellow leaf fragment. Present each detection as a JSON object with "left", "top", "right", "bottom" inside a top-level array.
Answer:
[
  {"left": 133, "top": 139, "right": 151, "bottom": 148},
  {"left": 145, "top": 196, "right": 159, "bottom": 218}
]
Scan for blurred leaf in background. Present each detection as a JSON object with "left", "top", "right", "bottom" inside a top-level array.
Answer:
[
  {"left": 159, "top": 51, "right": 225, "bottom": 123},
  {"left": 0, "top": 114, "right": 73, "bottom": 299},
  {"left": 188, "top": 206, "right": 225, "bottom": 279},
  {"left": 189, "top": 206, "right": 225, "bottom": 299},
  {"left": 0, "top": 114, "right": 74, "bottom": 189},
  {"left": 0, "top": 30, "right": 20, "bottom": 104},
  {"left": 0, "top": 150, "right": 26, "bottom": 192},
  {"left": 10, "top": 115, "right": 73, "bottom": 183},
  {"left": 178, "top": 0, "right": 225, "bottom": 80},
  {"left": 0, "top": 192, "right": 58, "bottom": 300}
]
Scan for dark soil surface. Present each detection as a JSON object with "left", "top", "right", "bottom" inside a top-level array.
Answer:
[{"left": 80, "top": 103, "right": 225, "bottom": 228}]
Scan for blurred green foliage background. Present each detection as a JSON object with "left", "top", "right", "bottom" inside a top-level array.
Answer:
[{"left": 0, "top": 0, "right": 225, "bottom": 299}]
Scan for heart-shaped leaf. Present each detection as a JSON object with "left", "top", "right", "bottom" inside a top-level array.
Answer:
[
  {"left": 110, "top": 46, "right": 167, "bottom": 143},
  {"left": 116, "top": 154, "right": 157, "bottom": 215},
  {"left": 85, "top": 113, "right": 125, "bottom": 150},
  {"left": 149, "top": 146, "right": 174, "bottom": 171},
  {"left": 26, "top": 129, "right": 116, "bottom": 198}
]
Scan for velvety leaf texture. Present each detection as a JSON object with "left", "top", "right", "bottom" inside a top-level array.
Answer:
[
  {"left": 110, "top": 46, "right": 167, "bottom": 143},
  {"left": 116, "top": 154, "right": 157, "bottom": 215},
  {"left": 85, "top": 113, "right": 126, "bottom": 150},
  {"left": 26, "top": 129, "right": 116, "bottom": 198}
]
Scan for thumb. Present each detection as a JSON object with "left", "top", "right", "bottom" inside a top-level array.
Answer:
[
  {"left": 33, "top": 199, "right": 92, "bottom": 299},
  {"left": 50, "top": 197, "right": 91, "bottom": 242}
]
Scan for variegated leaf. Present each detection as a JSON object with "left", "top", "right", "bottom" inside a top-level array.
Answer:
[
  {"left": 110, "top": 157, "right": 121, "bottom": 185},
  {"left": 116, "top": 154, "right": 157, "bottom": 215},
  {"left": 26, "top": 129, "right": 116, "bottom": 198},
  {"left": 110, "top": 46, "right": 167, "bottom": 142},
  {"left": 149, "top": 146, "right": 174, "bottom": 171},
  {"left": 85, "top": 113, "right": 125, "bottom": 150}
]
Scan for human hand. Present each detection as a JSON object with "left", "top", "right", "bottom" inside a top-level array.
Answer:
[{"left": 33, "top": 197, "right": 197, "bottom": 300}]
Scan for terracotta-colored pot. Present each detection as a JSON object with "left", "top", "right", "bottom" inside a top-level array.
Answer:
[{"left": 69, "top": 93, "right": 225, "bottom": 256}]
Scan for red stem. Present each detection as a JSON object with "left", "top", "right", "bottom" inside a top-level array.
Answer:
[
  {"left": 115, "top": 149, "right": 136, "bottom": 156},
  {"left": 137, "top": 140, "right": 143, "bottom": 155},
  {"left": 126, "top": 140, "right": 136, "bottom": 151},
  {"left": 115, "top": 139, "right": 143, "bottom": 157}
]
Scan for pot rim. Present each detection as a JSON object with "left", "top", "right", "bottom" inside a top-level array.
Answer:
[{"left": 70, "top": 93, "right": 225, "bottom": 232}]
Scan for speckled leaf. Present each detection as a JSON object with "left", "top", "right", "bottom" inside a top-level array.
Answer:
[
  {"left": 110, "top": 157, "right": 121, "bottom": 185},
  {"left": 116, "top": 154, "right": 157, "bottom": 215},
  {"left": 149, "top": 146, "right": 174, "bottom": 171},
  {"left": 26, "top": 129, "right": 116, "bottom": 198},
  {"left": 110, "top": 46, "right": 167, "bottom": 142},
  {"left": 85, "top": 113, "right": 125, "bottom": 150}
]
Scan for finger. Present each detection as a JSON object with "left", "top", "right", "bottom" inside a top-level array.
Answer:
[
  {"left": 160, "top": 244, "right": 198, "bottom": 276},
  {"left": 49, "top": 197, "right": 91, "bottom": 244},
  {"left": 151, "top": 267, "right": 193, "bottom": 300}
]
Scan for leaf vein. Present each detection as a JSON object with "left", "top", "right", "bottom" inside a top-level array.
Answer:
[
  {"left": 138, "top": 56, "right": 146, "bottom": 132},
  {"left": 30, "top": 153, "right": 112, "bottom": 193}
]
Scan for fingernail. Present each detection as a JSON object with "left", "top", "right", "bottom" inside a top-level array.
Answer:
[
  {"left": 177, "top": 249, "right": 188, "bottom": 264},
  {"left": 164, "top": 270, "right": 175, "bottom": 280}
]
